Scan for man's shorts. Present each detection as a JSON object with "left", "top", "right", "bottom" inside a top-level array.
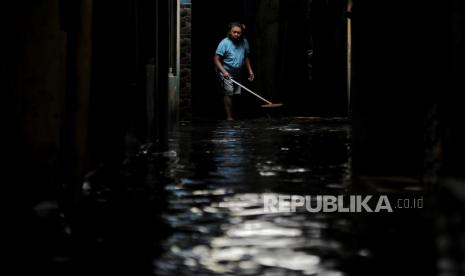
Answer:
[{"left": 218, "top": 71, "right": 241, "bottom": 96}]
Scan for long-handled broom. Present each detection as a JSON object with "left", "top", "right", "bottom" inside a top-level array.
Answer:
[{"left": 230, "top": 78, "right": 283, "bottom": 108}]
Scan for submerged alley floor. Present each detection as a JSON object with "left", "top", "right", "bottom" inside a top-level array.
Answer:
[{"left": 21, "top": 117, "right": 442, "bottom": 275}]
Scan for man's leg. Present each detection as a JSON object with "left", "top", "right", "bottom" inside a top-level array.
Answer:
[{"left": 224, "top": 95, "right": 233, "bottom": 120}]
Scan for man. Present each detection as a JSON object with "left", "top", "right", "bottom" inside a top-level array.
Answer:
[{"left": 214, "top": 22, "right": 254, "bottom": 120}]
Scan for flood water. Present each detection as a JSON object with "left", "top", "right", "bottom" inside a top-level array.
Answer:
[
  {"left": 39, "top": 117, "right": 434, "bottom": 275},
  {"left": 148, "top": 117, "right": 434, "bottom": 275},
  {"left": 154, "top": 117, "right": 350, "bottom": 275}
]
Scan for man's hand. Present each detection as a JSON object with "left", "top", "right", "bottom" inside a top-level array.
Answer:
[
  {"left": 248, "top": 71, "right": 254, "bottom": 81},
  {"left": 223, "top": 71, "right": 230, "bottom": 79}
]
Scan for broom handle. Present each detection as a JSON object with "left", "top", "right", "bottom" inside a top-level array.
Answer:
[{"left": 229, "top": 78, "right": 273, "bottom": 104}]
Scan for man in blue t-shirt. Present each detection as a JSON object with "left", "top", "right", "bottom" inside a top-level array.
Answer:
[{"left": 214, "top": 22, "right": 255, "bottom": 121}]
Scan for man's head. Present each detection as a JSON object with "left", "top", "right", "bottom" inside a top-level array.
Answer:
[{"left": 228, "top": 22, "right": 245, "bottom": 43}]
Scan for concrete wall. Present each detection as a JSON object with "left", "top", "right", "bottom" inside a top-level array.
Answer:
[
  {"left": 350, "top": 0, "right": 465, "bottom": 182},
  {"left": 8, "top": 1, "right": 67, "bottom": 192},
  {"left": 3, "top": 0, "right": 93, "bottom": 203},
  {"left": 4, "top": 0, "right": 176, "bottom": 205}
]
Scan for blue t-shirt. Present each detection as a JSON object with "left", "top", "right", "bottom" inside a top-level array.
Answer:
[{"left": 215, "top": 37, "right": 250, "bottom": 71}]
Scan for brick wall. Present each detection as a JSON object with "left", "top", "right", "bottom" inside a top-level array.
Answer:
[{"left": 180, "top": 5, "right": 192, "bottom": 121}]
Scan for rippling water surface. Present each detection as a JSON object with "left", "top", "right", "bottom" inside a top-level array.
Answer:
[
  {"left": 153, "top": 117, "right": 354, "bottom": 275},
  {"left": 76, "top": 117, "right": 433, "bottom": 275},
  {"left": 23, "top": 117, "right": 437, "bottom": 275}
]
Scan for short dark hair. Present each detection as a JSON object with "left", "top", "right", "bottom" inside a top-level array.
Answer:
[{"left": 228, "top": 21, "right": 245, "bottom": 32}]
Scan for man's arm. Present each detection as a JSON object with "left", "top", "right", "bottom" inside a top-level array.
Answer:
[
  {"left": 244, "top": 57, "right": 254, "bottom": 81},
  {"left": 214, "top": 54, "right": 230, "bottom": 79}
]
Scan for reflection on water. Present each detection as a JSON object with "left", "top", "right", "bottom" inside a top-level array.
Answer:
[
  {"left": 69, "top": 117, "right": 435, "bottom": 275},
  {"left": 153, "top": 118, "right": 352, "bottom": 275},
  {"left": 22, "top": 117, "right": 437, "bottom": 275}
]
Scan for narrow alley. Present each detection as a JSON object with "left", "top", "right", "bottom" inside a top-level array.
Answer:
[{"left": 4, "top": 0, "right": 465, "bottom": 275}]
